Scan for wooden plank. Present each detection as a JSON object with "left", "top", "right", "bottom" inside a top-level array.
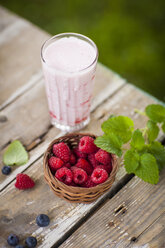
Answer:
[
  {"left": 60, "top": 169, "right": 165, "bottom": 248},
  {"left": 0, "top": 64, "right": 125, "bottom": 190},
  {"left": 0, "top": 64, "right": 125, "bottom": 149},
  {"left": 0, "top": 6, "right": 18, "bottom": 32},
  {"left": 0, "top": 84, "right": 158, "bottom": 247},
  {"left": 0, "top": 157, "right": 125, "bottom": 248},
  {"left": 0, "top": 6, "right": 48, "bottom": 108}
]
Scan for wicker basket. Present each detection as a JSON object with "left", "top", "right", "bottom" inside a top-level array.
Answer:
[{"left": 43, "top": 133, "right": 118, "bottom": 203}]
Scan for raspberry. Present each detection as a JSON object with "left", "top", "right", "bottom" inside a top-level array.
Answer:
[
  {"left": 96, "top": 164, "right": 112, "bottom": 174},
  {"left": 75, "top": 158, "right": 93, "bottom": 175},
  {"left": 73, "top": 147, "right": 87, "bottom": 159},
  {"left": 15, "top": 173, "right": 35, "bottom": 190},
  {"left": 88, "top": 153, "right": 99, "bottom": 168},
  {"left": 83, "top": 177, "right": 96, "bottom": 188},
  {"left": 91, "top": 168, "right": 108, "bottom": 185},
  {"left": 53, "top": 142, "right": 70, "bottom": 162},
  {"left": 72, "top": 167, "right": 87, "bottom": 185},
  {"left": 64, "top": 162, "right": 71, "bottom": 169},
  {"left": 70, "top": 153, "right": 77, "bottom": 165},
  {"left": 55, "top": 167, "right": 73, "bottom": 185},
  {"left": 78, "top": 136, "right": 98, "bottom": 154},
  {"left": 48, "top": 156, "right": 64, "bottom": 172},
  {"left": 95, "top": 149, "right": 111, "bottom": 165}
]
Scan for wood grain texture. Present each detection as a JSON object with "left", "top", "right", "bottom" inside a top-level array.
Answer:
[
  {"left": 60, "top": 169, "right": 165, "bottom": 248},
  {"left": 0, "top": 82, "right": 155, "bottom": 191},
  {"left": 0, "top": 156, "right": 126, "bottom": 248},
  {"left": 0, "top": 63, "right": 125, "bottom": 189},
  {"left": 0, "top": 6, "right": 18, "bottom": 32},
  {"left": 0, "top": 83, "right": 159, "bottom": 248},
  {"left": 0, "top": 6, "right": 48, "bottom": 108}
]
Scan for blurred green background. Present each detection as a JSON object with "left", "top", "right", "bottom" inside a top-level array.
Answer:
[{"left": 1, "top": 0, "right": 165, "bottom": 102}]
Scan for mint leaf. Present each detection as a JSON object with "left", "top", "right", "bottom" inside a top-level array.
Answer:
[
  {"left": 145, "top": 104, "right": 165, "bottom": 123},
  {"left": 162, "top": 122, "right": 165, "bottom": 133},
  {"left": 3, "top": 140, "right": 28, "bottom": 166},
  {"left": 147, "top": 120, "right": 159, "bottom": 142},
  {"left": 124, "top": 149, "right": 140, "bottom": 173},
  {"left": 148, "top": 141, "right": 165, "bottom": 171},
  {"left": 101, "top": 116, "right": 134, "bottom": 143},
  {"left": 134, "top": 153, "right": 159, "bottom": 184},
  {"left": 130, "top": 129, "right": 145, "bottom": 150},
  {"left": 94, "top": 133, "right": 123, "bottom": 157}
]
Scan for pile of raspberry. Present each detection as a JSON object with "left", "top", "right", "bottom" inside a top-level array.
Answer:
[{"left": 48, "top": 136, "right": 112, "bottom": 188}]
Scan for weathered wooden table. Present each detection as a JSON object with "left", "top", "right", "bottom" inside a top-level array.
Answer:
[{"left": 0, "top": 6, "right": 165, "bottom": 248}]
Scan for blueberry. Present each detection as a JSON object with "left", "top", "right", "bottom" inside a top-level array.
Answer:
[
  {"left": 7, "top": 234, "right": 19, "bottom": 246},
  {"left": 36, "top": 214, "right": 50, "bottom": 227},
  {"left": 15, "top": 245, "right": 25, "bottom": 248},
  {"left": 25, "top": 236, "right": 37, "bottom": 248},
  {"left": 2, "top": 165, "right": 11, "bottom": 175}
]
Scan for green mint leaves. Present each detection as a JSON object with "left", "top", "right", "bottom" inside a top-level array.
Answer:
[
  {"left": 94, "top": 133, "right": 123, "bottom": 157},
  {"left": 102, "top": 116, "right": 134, "bottom": 143},
  {"left": 95, "top": 103, "right": 165, "bottom": 185},
  {"left": 3, "top": 140, "right": 28, "bottom": 166},
  {"left": 134, "top": 153, "right": 159, "bottom": 184},
  {"left": 130, "top": 130, "right": 145, "bottom": 151},
  {"left": 145, "top": 104, "right": 165, "bottom": 123}
]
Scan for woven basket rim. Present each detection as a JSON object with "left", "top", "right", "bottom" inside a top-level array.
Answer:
[{"left": 43, "top": 133, "right": 119, "bottom": 193}]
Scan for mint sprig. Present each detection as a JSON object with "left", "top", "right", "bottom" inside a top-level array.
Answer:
[
  {"left": 3, "top": 140, "right": 28, "bottom": 166},
  {"left": 95, "top": 104, "right": 165, "bottom": 184}
]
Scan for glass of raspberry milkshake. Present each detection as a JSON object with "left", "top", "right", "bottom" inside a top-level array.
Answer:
[{"left": 41, "top": 33, "right": 98, "bottom": 132}]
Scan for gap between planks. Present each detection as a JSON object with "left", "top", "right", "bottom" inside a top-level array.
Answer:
[
  {"left": 0, "top": 74, "right": 125, "bottom": 192},
  {"left": 0, "top": 83, "right": 160, "bottom": 248}
]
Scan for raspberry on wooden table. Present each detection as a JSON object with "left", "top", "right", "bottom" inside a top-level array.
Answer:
[
  {"left": 73, "top": 147, "right": 87, "bottom": 159},
  {"left": 75, "top": 158, "right": 93, "bottom": 175},
  {"left": 53, "top": 142, "right": 71, "bottom": 162},
  {"left": 91, "top": 168, "right": 108, "bottom": 185},
  {"left": 78, "top": 136, "right": 98, "bottom": 154},
  {"left": 55, "top": 167, "right": 73, "bottom": 185},
  {"left": 95, "top": 149, "right": 111, "bottom": 165},
  {"left": 48, "top": 156, "right": 64, "bottom": 172},
  {"left": 72, "top": 167, "right": 88, "bottom": 185},
  {"left": 15, "top": 173, "right": 35, "bottom": 190}
]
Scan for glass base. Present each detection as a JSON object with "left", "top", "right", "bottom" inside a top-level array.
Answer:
[{"left": 51, "top": 117, "right": 90, "bottom": 132}]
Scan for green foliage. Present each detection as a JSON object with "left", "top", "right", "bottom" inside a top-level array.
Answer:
[
  {"left": 3, "top": 140, "right": 28, "bottom": 166},
  {"left": 135, "top": 153, "right": 159, "bottom": 184},
  {"left": 124, "top": 150, "right": 140, "bottom": 173},
  {"left": 130, "top": 130, "right": 145, "bottom": 150},
  {"left": 147, "top": 120, "right": 159, "bottom": 142},
  {"left": 94, "top": 133, "right": 122, "bottom": 157},
  {"left": 1, "top": 0, "right": 165, "bottom": 101},
  {"left": 102, "top": 116, "right": 134, "bottom": 143},
  {"left": 148, "top": 141, "right": 165, "bottom": 171},
  {"left": 95, "top": 104, "right": 165, "bottom": 184},
  {"left": 145, "top": 104, "right": 165, "bottom": 123}
]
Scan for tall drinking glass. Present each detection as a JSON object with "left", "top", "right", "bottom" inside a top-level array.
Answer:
[{"left": 41, "top": 33, "right": 98, "bottom": 132}]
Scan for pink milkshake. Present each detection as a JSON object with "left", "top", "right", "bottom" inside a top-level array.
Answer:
[{"left": 41, "top": 33, "right": 98, "bottom": 131}]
